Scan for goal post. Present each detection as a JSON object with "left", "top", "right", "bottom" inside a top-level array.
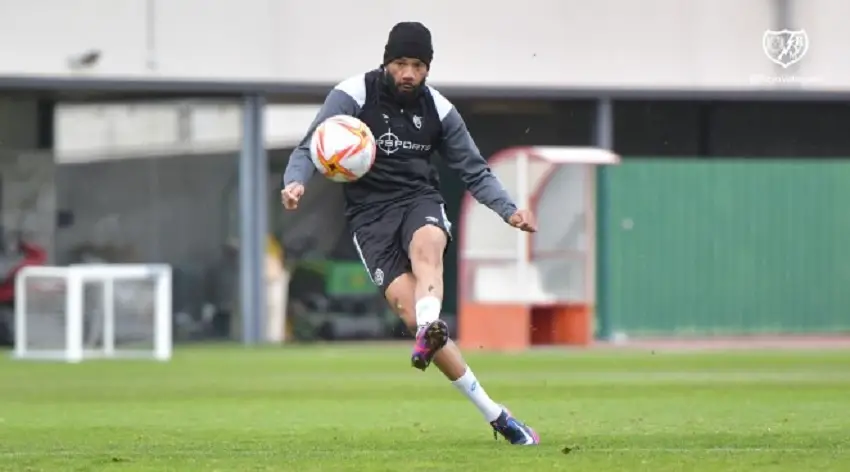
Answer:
[{"left": 13, "top": 264, "right": 173, "bottom": 363}]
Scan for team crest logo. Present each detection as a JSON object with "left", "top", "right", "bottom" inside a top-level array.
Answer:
[
  {"left": 762, "top": 29, "right": 809, "bottom": 68},
  {"left": 412, "top": 115, "right": 422, "bottom": 130},
  {"left": 373, "top": 268, "right": 384, "bottom": 286}
]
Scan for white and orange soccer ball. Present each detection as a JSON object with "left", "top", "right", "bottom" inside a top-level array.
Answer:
[{"left": 309, "top": 115, "right": 377, "bottom": 182}]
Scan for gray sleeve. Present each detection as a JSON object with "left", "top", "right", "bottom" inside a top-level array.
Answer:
[
  {"left": 281, "top": 89, "right": 362, "bottom": 187},
  {"left": 439, "top": 108, "right": 517, "bottom": 221}
]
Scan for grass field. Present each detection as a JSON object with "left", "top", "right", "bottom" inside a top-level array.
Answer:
[{"left": 0, "top": 344, "right": 848, "bottom": 471}]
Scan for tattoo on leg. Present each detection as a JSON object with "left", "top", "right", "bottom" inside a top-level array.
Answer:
[{"left": 428, "top": 285, "right": 435, "bottom": 293}]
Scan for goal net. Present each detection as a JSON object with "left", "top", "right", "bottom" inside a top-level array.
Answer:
[{"left": 13, "top": 264, "right": 172, "bottom": 363}]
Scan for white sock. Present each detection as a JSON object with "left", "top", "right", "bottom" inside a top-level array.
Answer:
[
  {"left": 415, "top": 296, "right": 441, "bottom": 330},
  {"left": 451, "top": 367, "right": 503, "bottom": 422}
]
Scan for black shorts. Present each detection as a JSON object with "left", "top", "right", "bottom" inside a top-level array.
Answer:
[{"left": 351, "top": 197, "right": 452, "bottom": 293}]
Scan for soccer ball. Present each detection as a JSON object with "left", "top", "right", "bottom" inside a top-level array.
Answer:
[{"left": 309, "top": 115, "right": 376, "bottom": 182}]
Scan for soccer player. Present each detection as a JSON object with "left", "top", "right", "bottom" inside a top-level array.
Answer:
[{"left": 281, "top": 22, "right": 540, "bottom": 446}]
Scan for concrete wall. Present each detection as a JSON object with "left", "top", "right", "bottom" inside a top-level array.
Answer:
[
  {"left": 1, "top": 0, "right": 845, "bottom": 89},
  {"left": 55, "top": 102, "right": 318, "bottom": 164}
]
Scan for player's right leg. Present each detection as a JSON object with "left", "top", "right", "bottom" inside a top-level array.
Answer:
[
  {"left": 384, "top": 273, "right": 539, "bottom": 446},
  {"left": 351, "top": 208, "right": 538, "bottom": 445}
]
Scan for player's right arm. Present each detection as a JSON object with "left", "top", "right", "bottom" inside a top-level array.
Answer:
[{"left": 281, "top": 76, "right": 366, "bottom": 210}]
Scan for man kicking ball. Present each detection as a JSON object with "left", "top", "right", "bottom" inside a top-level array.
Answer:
[{"left": 281, "top": 21, "right": 540, "bottom": 446}]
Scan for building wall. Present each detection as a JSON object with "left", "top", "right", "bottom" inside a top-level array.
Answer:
[
  {"left": 1, "top": 0, "right": 846, "bottom": 89},
  {"left": 54, "top": 102, "right": 318, "bottom": 164}
]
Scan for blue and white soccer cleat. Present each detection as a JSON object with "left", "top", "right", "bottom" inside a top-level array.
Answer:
[
  {"left": 411, "top": 319, "right": 449, "bottom": 371},
  {"left": 490, "top": 406, "right": 540, "bottom": 445}
]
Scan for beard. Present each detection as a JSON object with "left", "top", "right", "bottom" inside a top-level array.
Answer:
[{"left": 382, "top": 70, "right": 424, "bottom": 105}]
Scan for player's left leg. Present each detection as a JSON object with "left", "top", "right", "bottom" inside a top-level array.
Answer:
[
  {"left": 398, "top": 200, "right": 539, "bottom": 445},
  {"left": 384, "top": 273, "right": 538, "bottom": 445},
  {"left": 398, "top": 199, "right": 452, "bottom": 369},
  {"left": 405, "top": 223, "right": 450, "bottom": 370}
]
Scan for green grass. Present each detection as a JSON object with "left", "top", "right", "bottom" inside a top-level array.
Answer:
[{"left": 0, "top": 345, "right": 848, "bottom": 471}]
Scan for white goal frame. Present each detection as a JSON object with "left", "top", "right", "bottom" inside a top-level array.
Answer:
[{"left": 13, "top": 264, "right": 173, "bottom": 363}]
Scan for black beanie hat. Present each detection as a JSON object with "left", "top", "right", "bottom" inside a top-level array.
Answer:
[{"left": 383, "top": 22, "right": 433, "bottom": 68}]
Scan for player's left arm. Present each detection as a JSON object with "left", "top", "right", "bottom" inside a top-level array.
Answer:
[{"left": 435, "top": 94, "right": 536, "bottom": 231}]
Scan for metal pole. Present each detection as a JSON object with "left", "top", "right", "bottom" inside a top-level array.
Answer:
[
  {"left": 594, "top": 98, "right": 613, "bottom": 149},
  {"left": 239, "top": 94, "right": 267, "bottom": 345},
  {"left": 253, "top": 95, "right": 269, "bottom": 344},
  {"left": 772, "top": 0, "right": 801, "bottom": 89},
  {"left": 593, "top": 97, "right": 614, "bottom": 341},
  {"left": 144, "top": 0, "right": 158, "bottom": 71},
  {"left": 774, "top": 0, "right": 792, "bottom": 34}
]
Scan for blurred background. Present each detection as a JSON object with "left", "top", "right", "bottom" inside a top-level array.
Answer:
[{"left": 1, "top": 0, "right": 849, "bottom": 354}]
